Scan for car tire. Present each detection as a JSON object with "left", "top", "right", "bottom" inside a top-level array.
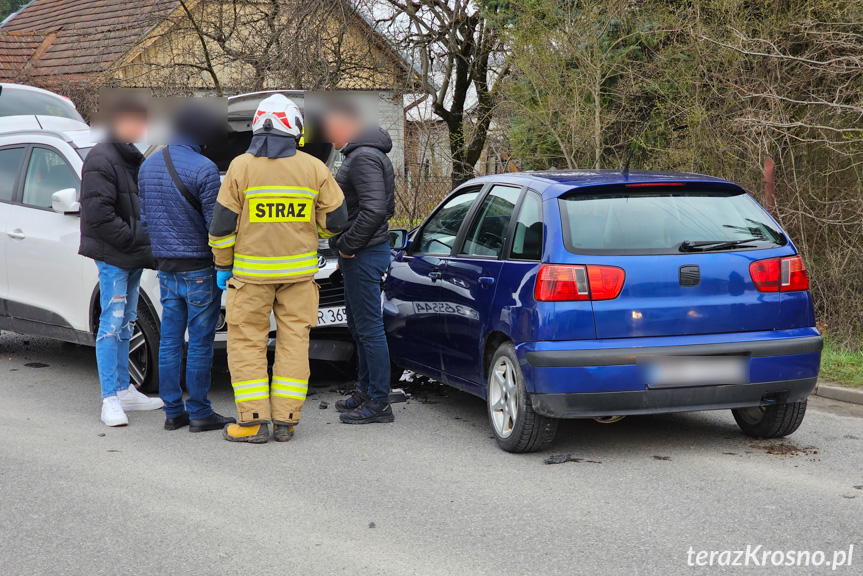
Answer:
[
  {"left": 487, "top": 341, "right": 558, "bottom": 453},
  {"left": 732, "top": 400, "right": 807, "bottom": 438},
  {"left": 130, "top": 302, "right": 160, "bottom": 394}
]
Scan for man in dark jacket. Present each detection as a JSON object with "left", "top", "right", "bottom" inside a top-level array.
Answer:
[
  {"left": 79, "top": 98, "right": 164, "bottom": 427},
  {"left": 138, "top": 104, "right": 235, "bottom": 433},
  {"left": 326, "top": 106, "right": 396, "bottom": 424}
]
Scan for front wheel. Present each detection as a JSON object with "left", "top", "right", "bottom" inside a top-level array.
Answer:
[
  {"left": 130, "top": 303, "right": 160, "bottom": 394},
  {"left": 732, "top": 400, "right": 807, "bottom": 438},
  {"left": 487, "top": 342, "right": 558, "bottom": 453}
]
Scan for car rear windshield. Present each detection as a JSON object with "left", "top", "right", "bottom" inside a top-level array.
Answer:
[
  {"left": 558, "top": 187, "right": 786, "bottom": 255},
  {"left": 0, "top": 88, "right": 84, "bottom": 121}
]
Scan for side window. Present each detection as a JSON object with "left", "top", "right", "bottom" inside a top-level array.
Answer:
[
  {"left": 0, "top": 147, "right": 26, "bottom": 203},
  {"left": 414, "top": 187, "right": 482, "bottom": 255},
  {"left": 22, "top": 147, "right": 79, "bottom": 209},
  {"left": 460, "top": 185, "right": 521, "bottom": 258},
  {"left": 510, "top": 190, "right": 543, "bottom": 261}
]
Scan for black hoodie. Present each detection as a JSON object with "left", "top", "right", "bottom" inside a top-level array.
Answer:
[{"left": 333, "top": 127, "right": 395, "bottom": 256}]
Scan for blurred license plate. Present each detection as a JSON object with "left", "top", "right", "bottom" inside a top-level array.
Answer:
[
  {"left": 639, "top": 356, "right": 748, "bottom": 388},
  {"left": 317, "top": 306, "right": 346, "bottom": 326}
]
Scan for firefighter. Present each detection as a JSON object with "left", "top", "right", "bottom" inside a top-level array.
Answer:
[{"left": 209, "top": 94, "right": 347, "bottom": 444}]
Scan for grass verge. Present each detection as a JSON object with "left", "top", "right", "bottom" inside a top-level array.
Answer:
[{"left": 820, "top": 338, "right": 863, "bottom": 388}]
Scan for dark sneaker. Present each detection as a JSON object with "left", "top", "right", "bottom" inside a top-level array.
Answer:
[
  {"left": 190, "top": 412, "right": 236, "bottom": 433},
  {"left": 339, "top": 398, "right": 395, "bottom": 424},
  {"left": 274, "top": 424, "right": 295, "bottom": 442},
  {"left": 336, "top": 388, "right": 369, "bottom": 413},
  {"left": 223, "top": 422, "right": 269, "bottom": 443},
  {"left": 164, "top": 413, "right": 190, "bottom": 431}
]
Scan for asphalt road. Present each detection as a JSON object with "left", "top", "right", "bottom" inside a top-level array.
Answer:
[{"left": 0, "top": 334, "right": 861, "bottom": 576}]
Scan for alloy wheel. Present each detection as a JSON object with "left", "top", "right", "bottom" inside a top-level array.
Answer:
[
  {"left": 489, "top": 356, "right": 518, "bottom": 439},
  {"left": 128, "top": 325, "right": 148, "bottom": 389}
]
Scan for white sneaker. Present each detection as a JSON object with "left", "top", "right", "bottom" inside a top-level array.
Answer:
[
  {"left": 118, "top": 384, "right": 165, "bottom": 412},
  {"left": 101, "top": 396, "right": 129, "bottom": 427}
]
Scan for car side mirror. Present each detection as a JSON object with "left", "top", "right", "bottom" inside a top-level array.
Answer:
[
  {"left": 52, "top": 188, "right": 80, "bottom": 215},
  {"left": 388, "top": 228, "right": 409, "bottom": 250}
]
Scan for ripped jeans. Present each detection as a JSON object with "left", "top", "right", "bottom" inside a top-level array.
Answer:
[{"left": 95, "top": 261, "right": 143, "bottom": 399}]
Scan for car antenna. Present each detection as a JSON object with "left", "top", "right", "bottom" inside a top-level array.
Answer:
[{"left": 620, "top": 115, "right": 651, "bottom": 176}]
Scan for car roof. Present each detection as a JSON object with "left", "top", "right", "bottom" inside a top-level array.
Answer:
[
  {"left": 465, "top": 169, "right": 742, "bottom": 198},
  {"left": 0, "top": 82, "right": 69, "bottom": 98}
]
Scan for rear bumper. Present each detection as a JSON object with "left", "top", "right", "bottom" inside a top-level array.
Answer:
[
  {"left": 525, "top": 335, "right": 823, "bottom": 367},
  {"left": 516, "top": 329, "right": 822, "bottom": 417},
  {"left": 530, "top": 377, "right": 817, "bottom": 418}
]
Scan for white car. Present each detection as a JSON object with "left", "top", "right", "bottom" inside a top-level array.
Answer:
[
  {"left": 0, "top": 89, "right": 350, "bottom": 393},
  {"left": 0, "top": 83, "right": 86, "bottom": 123}
]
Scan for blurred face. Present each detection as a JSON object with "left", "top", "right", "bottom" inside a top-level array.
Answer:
[
  {"left": 324, "top": 110, "right": 361, "bottom": 149},
  {"left": 111, "top": 111, "right": 148, "bottom": 144}
]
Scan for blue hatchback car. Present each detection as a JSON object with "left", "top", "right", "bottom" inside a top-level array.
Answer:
[{"left": 383, "top": 170, "right": 822, "bottom": 452}]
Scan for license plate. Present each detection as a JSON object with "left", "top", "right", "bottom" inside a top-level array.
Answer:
[
  {"left": 317, "top": 306, "right": 347, "bottom": 326},
  {"left": 412, "top": 301, "right": 478, "bottom": 319},
  {"left": 639, "top": 356, "right": 748, "bottom": 388}
]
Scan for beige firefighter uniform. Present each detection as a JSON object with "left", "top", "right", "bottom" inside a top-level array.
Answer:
[{"left": 209, "top": 150, "right": 344, "bottom": 426}]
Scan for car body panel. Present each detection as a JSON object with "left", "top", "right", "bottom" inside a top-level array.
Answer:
[
  {"left": 383, "top": 252, "right": 448, "bottom": 373},
  {"left": 437, "top": 255, "right": 503, "bottom": 389},
  {"left": 384, "top": 170, "right": 822, "bottom": 419}
]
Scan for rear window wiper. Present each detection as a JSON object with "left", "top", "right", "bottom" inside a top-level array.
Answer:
[{"left": 679, "top": 238, "right": 763, "bottom": 252}]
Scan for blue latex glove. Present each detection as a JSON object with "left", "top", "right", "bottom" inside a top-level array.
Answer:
[{"left": 216, "top": 269, "right": 233, "bottom": 290}]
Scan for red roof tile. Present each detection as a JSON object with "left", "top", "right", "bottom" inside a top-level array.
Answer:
[{"left": 0, "top": 0, "right": 177, "bottom": 82}]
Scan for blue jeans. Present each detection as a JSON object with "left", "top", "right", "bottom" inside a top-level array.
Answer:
[
  {"left": 96, "top": 261, "right": 143, "bottom": 399},
  {"left": 340, "top": 242, "right": 391, "bottom": 400},
  {"left": 158, "top": 268, "right": 220, "bottom": 419}
]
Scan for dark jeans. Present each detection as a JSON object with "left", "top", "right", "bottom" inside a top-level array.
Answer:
[
  {"left": 158, "top": 267, "right": 221, "bottom": 419},
  {"left": 340, "top": 242, "right": 391, "bottom": 401}
]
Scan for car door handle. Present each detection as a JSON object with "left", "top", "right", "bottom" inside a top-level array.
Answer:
[
  {"left": 7, "top": 229, "right": 25, "bottom": 240},
  {"left": 428, "top": 271, "right": 442, "bottom": 281},
  {"left": 479, "top": 276, "right": 495, "bottom": 287}
]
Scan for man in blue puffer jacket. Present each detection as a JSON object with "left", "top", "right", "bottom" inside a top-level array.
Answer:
[{"left": 139, "top": 105, "right": 236, "bottom": 433}]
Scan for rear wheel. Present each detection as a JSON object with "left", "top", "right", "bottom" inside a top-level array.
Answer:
[
  {"left": 732, "top": 400, "right": 807, "bottom": 438},
  {"left": 130, "top": 303, "right": 160, "bottom": 394},
  {"left": 487, "top": 341, "right": 558, "bottom": 453}
]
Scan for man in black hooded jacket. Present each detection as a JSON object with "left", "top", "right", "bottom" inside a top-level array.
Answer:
[
  {"left": 79, "top": 99, "right": 162, "bottom": 427},
  {"left": 327, "top": 110, "right": 396, "bottom": 424}
]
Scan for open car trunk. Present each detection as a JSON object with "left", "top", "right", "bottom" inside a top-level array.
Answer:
[{"left": 203, "top": 90, "right": 335, "bottom": 172}]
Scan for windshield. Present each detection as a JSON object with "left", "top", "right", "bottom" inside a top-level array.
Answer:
[
  {"left": 559, "top": 188, "right": 786, "bottom": 255},
  {"left": 0, "top": 87, "right": 84, "bottom": 121}
]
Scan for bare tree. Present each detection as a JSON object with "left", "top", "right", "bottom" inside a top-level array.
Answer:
[
  {"left": 372, "top": 0, "right": 510, "bottom": 187},
  {"left": 126, "top": 0, "right": 391, "bottom": 95}
]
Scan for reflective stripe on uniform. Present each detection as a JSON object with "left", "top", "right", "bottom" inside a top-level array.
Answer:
[
  {"left": 233, "top": 252, "right": 318, "bottom": 277},
  {"left": 209, "top": 235, "right": 237, "bottom": 248},
  {"left": 244, "top": 186, "right": 319, "bottom": 199},
  {"left": 271, "top": 377, "right": 308, "bottom": 400},
  {"left": 232, "top": 378, "right": 269, "bottom": 402},
  {"left": 317, "top": 225, "right": 336, "bottom": 239}
]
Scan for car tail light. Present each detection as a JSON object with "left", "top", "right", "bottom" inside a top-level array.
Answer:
[
  {"left": 535, "top": 264, "right": 625, "bottom": 301},
  {"left": 749, "top": 255, "right": 809, "bottom": 292}
]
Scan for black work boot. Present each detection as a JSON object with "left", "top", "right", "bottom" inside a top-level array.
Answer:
[
  {"left": 273, "top": 424, "right": 295, "bottom": 442},
  {"left": 335, "top": 388, "right": 369, "bottom": 413},
  {"left": 190, "top": 412, "right": 236, "bottom": 433},
  {"left": 339, "top": 398, "right": 395, "bottom": 424}
]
